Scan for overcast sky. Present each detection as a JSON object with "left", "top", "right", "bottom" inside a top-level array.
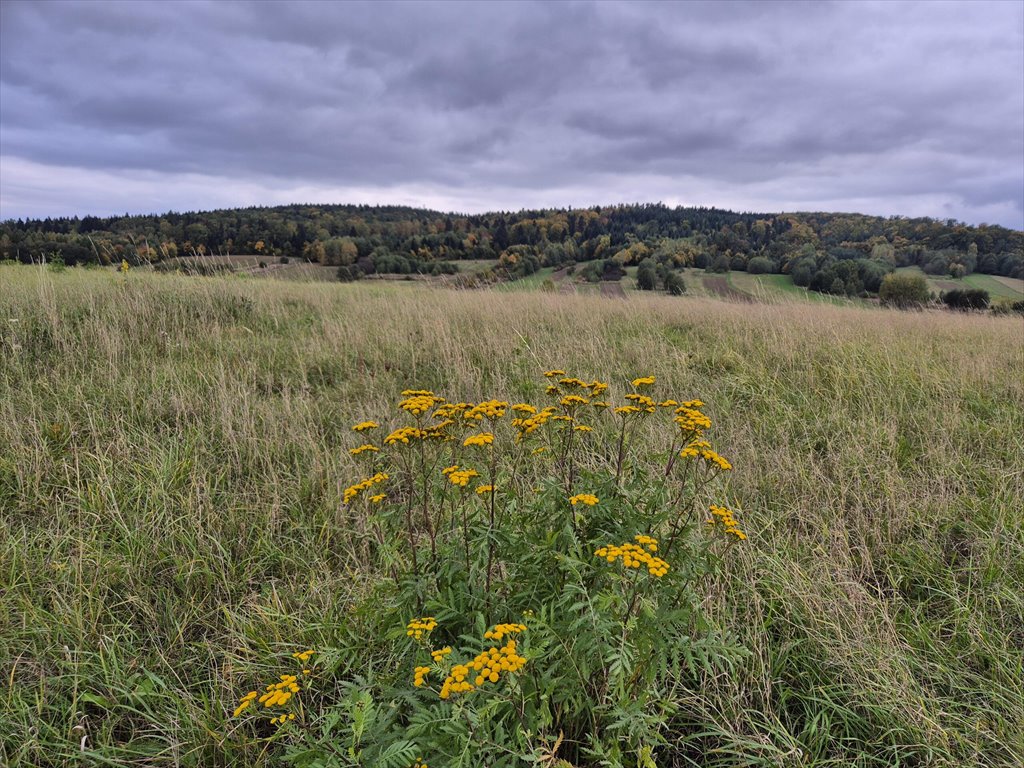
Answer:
[{"left": 1, "top": 0, "right": 1022, "bottom": 228}]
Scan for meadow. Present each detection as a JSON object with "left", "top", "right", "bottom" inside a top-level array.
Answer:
[{"left": 1, "top": 265, "right": 1022, "bottom": 767}]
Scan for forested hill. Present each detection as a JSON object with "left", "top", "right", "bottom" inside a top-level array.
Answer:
[{"left": 2, "top": 203, "right": 1021, "bottom": 292}]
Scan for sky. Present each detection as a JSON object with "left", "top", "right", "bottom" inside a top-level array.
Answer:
[{"left": 1, "top": 0, "right": 1022, "bottom": 228}]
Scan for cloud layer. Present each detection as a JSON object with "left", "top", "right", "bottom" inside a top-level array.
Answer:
[{"left": 1, "top": 0, "right": 1021, "bottom": 227}]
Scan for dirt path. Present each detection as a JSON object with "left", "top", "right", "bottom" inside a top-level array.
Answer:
[{"left": 703, "top": 275, "right": 754, "bottom": 302}]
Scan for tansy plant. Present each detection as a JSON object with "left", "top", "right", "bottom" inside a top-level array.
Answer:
[{"left": 231, "top": 372, "right": 749, "bottom": 768}]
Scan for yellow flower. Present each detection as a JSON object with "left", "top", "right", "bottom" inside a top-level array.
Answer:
[
  {"left": 560, "top": 394, "right": 589, "bottom": 407},
  {"left": 543, "top": 369, "right": 567, "bottom": 377},
  {"left": 709, "top": 505, "right": 746, "bottom": 540},
  {"left": 384, "top": 426, "right": 425, "bottom": 445},
  {"left": 413, "top": 665, "right": 431, "bottom": 687},
  {"left": 595, "top": 538, "right": 670, "bottom": 577},
  {"left": 631, "top": 376, "right": 656, "bottom": 387},
  {"left": 431, "top": 646, "right": 453, "bottom": 662},
  {"left": 464, "top": 400, "right": 508, "bottom": 421},
  {"left": 351, "top": 421, "right": 379, "bottom": 432},
  {"left": 349, "top": 444, "right": 379, "bottom": 456},
  {"left": 568, "top": 493, "right": 598, "bottom": 506},
  {"left": 511, "top": 403, "right": 537, "bottom": 414},
  {"left": 342, "top": 472, "right": 389, "bottom": 504},
  {"left": 463, "top": 432, "right": 495, "bottom": 447},
  {"left": 448, "top": 468, "right": 480, "bottom": 487},
  {"left": 369, "top": 493, "right": 386, "bottom": 503},
  {"left": 407, "top": 617, "right": 438, "bottom": 640},
  {"left": 573, "top": 425, "right": 592, "bottom": 432},
  {"left": 399, "top": 393, "right": 445, "bottom": 416},
  {"left": 476, "top": 485, "right": 494, "bottom": 495}
]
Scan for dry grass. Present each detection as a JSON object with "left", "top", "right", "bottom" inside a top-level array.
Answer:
[{"left": 1, "top": 265, "right": 1022, "bottom": 766}]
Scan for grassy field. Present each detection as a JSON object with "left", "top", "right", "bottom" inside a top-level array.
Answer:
[{"left": 2, "top": 266, "right": 1023, "bottom": 766}]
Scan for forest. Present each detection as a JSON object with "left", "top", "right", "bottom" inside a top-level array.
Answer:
[{"left": 2, "top": 203, "right": 1021, "bottom": 298}]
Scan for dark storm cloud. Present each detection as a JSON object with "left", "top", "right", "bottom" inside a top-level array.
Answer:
[{"left": 1, "top": 0, "right": 1021, "bottom": 226}]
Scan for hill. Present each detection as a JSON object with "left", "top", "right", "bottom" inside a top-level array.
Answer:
[{"left": 2, "top": 203, "right": 1021, "bottom": 302}]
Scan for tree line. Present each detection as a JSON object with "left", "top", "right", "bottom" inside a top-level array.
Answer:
[{"left": 1, "top": 203, "right": 1021, "bottom": 297}]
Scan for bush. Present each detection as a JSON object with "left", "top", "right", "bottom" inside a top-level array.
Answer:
[
  {"left": 879, "top": 272, "right": 930, "bottom": 308},
  {"left": 664, "top": 270, "right": 686, "bottom": 295},
  {"left": 746, "top": 256, "right": 774, "bottom": 275},
  {"left": 942, "top": 288, "right": 989, "bottom": 311},
  {"left": 231, "top": 373, "right": 748, "bottom": 766},
  {"left": 279, "top": 256, "right": 290, "bottom": 264},
  {"left": 636, "top": 261, "right": 657, "bottom": 291},
  {"left": 336, "top": 264, "right": 363, "bottom": 282}
]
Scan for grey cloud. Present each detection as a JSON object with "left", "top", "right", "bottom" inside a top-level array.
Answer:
[{"left": 0, "top": 0, "right": 1021, "bottom": 227}]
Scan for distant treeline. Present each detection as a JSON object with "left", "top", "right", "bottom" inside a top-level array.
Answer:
[{"left": 1, "top": 203, "right": 1021, "bottom": 296}]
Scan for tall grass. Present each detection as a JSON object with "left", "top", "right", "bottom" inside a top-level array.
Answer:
[{"left": 1, "top": 265, "right": 1022, "bottom": 766}]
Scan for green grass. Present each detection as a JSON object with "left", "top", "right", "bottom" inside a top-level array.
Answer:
[
  {"left": 2, "top": 265, "right": 1022, "bottom": 766},
  {"left": 896, "top": 266, "right": 1024, "bottom": 301}
]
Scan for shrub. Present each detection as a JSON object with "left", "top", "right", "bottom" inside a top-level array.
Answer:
[
  {"left": 942, "top": 288, "right": 989, "bottom": 311},
  {"left": 746, "top": 256, "right": 774, "bottom": 275},
  {"left": 231, "top": 373, "right": 748, "bottom": 766},
  {"left": 279, "top": 255, "right": 290, "bottom": 264},
  {"left": 879, "top": 272, "right": 930, "bottom": 308},
  {"left": 664, "top": 270, "right": 686, "bottom": 295},
  {"left": 636, "top": 260, "right": 657, "bottom": 291}
]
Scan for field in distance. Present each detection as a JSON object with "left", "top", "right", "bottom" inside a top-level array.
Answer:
[{"left": 1, "top": 266, "right": 1022, "bottom": 766}]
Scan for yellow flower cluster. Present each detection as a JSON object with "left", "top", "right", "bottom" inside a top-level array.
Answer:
[
  {"left": 512, "top": 406, "right": 557, "bottom": 436},
  {"left": 709, "top": 505, "right": 747, "bottom": 540},
  {"left": 439, "top": 638, "right": 527, "bottom": 699},
  {"left": 614, "top": 405, "right": 642, "bottom": 416},
  {"left": 400, "top": 392, "right": 445, "bottom": 416},
  {"left": 463, "top": 432, "right": 495, "bottom": 447},
  {"left": 413, "top": 759, "right": 429, "bottom": 768},
  {"left": 291, "top": 649, "right": 315, "bottom": 663},
  {"left": 680, "top": 439, "right": 732, "bottom": 470},
  {"left": 257, "top": 674, "right": 300, "bottom": 708},
  {"left": 343, "top": 472, "right": 389, "bottom": 504},
  {"left": 434, "top": 402, "right": 471, "bottom": 419},
  {"left": 591, "top": 400, "right": 610, "bottom": 409},
  {"left": 483, "top": 623, "right": 526, "bottom": 641},
  {"left": 624, "top": 393, "right": 656, "bottom": 410},
  {"left": 269, "top": 712, "right": 297, "bottom": 725},
  {"left": 233, "top": 690, "right": 257, "bottom": 717},
  {"left": 464, "top": 400, "right": 509, "bottom": 421},
  {"left": 674, "top": 405, "right": 712, "bottom": 433},
  {"left": 413, "top": 665, "right": 431, "bottom": 687},
  {"left": 476, "top": 485, "right": 494, "bottom": 495},
  {"left": 560, "top": 394, "right": 590, "bottom": 407},
  {"left": 349, "top": 444, "right": 379, "bottom": 456},
  {"left": 659, "top": 399, "right": 679, "bottom": 407},
  {"left": 431, "top": 646, "right": 453, "bottom": 662},
  {"left": 443, "top": 465, "right": 480, "bottom": 486},
  {"left": 631, "top": 376, "right": 656, "bottom": 387},
  {"left": 574, "top": 425, "right": 592, "bottom": 432},
  {"left": 351, "top": 420, "right": 379, "bottom": 432},
  {"left": 557, "top": 376, "right": 590, "bottom": 389},
  {"left": 406, "top": 617, "right": 437, "bottom": 640},
  {"left": 543, "top": 369, "right": 567, "bottom": 377},
  {"left": 568, "top": 493, "right": 599, "bottom": 506},
  {"left": 634, "top": 534, "right": 658, "bottom": 550},
  {"left": 384, "top": 426, "right": 426, "bottom": 445},
  {"left": 370, "top": 493, "right": 386, "bottom": 503},
  {"left": 511, "top": 403, "right": 536, "bottom": 414},
  {"left": 595, "top": 538, "right": 670, "bottom": 577}
]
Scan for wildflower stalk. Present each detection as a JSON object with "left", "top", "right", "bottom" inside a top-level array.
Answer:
[
  {"left": 484, "top": 445, "right": 498, "bottom": 602},
  {"left": 614, "top": 416, "right": 628, "bottom": 484}
]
